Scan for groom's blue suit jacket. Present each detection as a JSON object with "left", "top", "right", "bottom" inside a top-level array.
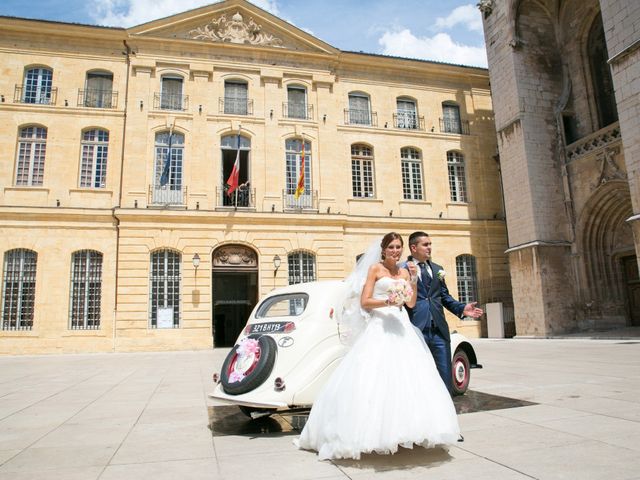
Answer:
[{"left": 401, "top": 259, "right": 465, "bottom": 342}]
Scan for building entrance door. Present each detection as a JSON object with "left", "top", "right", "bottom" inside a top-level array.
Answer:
[
  {"left": 622, "top": 256, "right": 640, "bottom": 326},
  {"left": 211, "top": 245, "right": 258, "bottom": 347}
]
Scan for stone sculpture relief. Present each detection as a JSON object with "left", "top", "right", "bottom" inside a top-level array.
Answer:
[
  {"left": 213, "top": 246, "right": 257, "bottom": 268},
  {"left": 189, "top": 11, "right": 284, "bottom": 47}
]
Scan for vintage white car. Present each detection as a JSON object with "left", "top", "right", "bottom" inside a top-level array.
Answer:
[{"left": 210, "top": 280, "right": 481, "bottom": 418}]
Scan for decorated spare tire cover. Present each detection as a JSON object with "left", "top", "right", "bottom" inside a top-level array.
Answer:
[{"left": 221, "top": 335, "right": 277, "bottom": 395}]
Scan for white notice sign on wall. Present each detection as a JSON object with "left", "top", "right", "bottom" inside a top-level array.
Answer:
[{"left": 157, "top": 307, "right": 174, "bottom": 329}]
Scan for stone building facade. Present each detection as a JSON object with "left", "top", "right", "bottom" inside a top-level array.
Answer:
[
  {"left": 480, "top": 0, "right": 640, "bottom": 335},
  {"left": 0, "top": 0, "right": 509, "bottom": 354}
]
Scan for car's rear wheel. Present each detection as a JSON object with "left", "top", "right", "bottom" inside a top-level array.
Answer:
[
  {"left": 221, "top": 335, "right": 277, "bottom": 395},
  {"left": 451, "top": 349, "right": 470, "bottom": 396}
]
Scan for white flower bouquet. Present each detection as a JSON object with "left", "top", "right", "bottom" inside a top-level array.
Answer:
[{"left": 386, "top": 281, "right": 413, "bottom": 308}]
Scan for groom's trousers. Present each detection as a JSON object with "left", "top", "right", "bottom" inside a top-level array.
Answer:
[{"left": 423, "top": 327, "right": 452, "bottom": 393}]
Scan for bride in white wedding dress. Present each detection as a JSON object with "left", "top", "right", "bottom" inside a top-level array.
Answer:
[{"left": 295, "top": 232, "right": 460, "bottom": 461}]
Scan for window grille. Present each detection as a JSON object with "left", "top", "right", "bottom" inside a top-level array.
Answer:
[
  {"left": 16, "top": 126, "right": 47, "bottom": 186},
  {"left": 80, "top": 129, "right": 109, "bottom": 188},
  {"left": 285, "top": 138, "right": 312, "bottom": 206},
  {"left": 401, "top": 147, "right": 423, "bottom": 200},
  {"left": 149, "top": 250, "right": 181, "bottom": 328},
  {"left": 456, "top": 254, "right": 478, "bottom": 305},
  {"left": 447, "top": 151, "right": 468, "bottom": 202},
  {"left": 351, "top": 144, "right": 374, "bottom": 198},
  {"left": 396, "top": 99, "right": 418, "bottom": 129},
  {"left": 442, "top": 103, "right": 462, "bottom": 134},
  {"left": 69, "top": 250, "right": 102, "bottom": 329},
  {"left": 23, "top": 68, "right": 53, "bottom": 104},
  {"left": 224, "top": 81, "right": 249, "bottom": 115},
  {"left": 288, "top": 252, "right": 316, "bottom": 285},
  {"left": 2, "top": 249, "right": 37, "bottom": 331}
]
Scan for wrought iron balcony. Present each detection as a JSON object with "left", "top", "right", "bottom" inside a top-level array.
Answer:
[
  {"left": 216, "top": 185, "right": 255, "bottom": 209},
  {"left": 439, "top": 118, "right": 470, "bottom": 135},
  {"left": 282, "top": 189, "right": 318, "bottom": 211},
  {"left": 219, "top": 97, "right": 254, "bottom": 116},
  {"left": 393, "top": 113, "right": 425, "bottom": 130},
  {"left": 148, "top": 184, "right": 187, "bottom": 206},
  {"left": 344, "top": 109, "right": 377, "bottom": 127},
  {"left": 14, "top": 85, "right": 58, "bottom": 105},
  {"left": 78, "top": 89, "right": 118, "bottom": 108},
  {"left": 283, "top": 102, "right": 314, "bottom": 120},
  {"left": 154, "top": 92, "right": 189, "bottom": 111}
]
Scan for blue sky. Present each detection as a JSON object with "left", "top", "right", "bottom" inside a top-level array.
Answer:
[{"left": 0, "top": 0, "right": 487, "bottom": 67}]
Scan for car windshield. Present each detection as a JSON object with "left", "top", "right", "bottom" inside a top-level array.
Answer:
[{"left": 255, "top": 293, "right": 309, "bottom": 318}]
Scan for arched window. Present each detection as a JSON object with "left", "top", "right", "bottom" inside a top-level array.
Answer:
[
  {"left": 286, "top": 85, "right": 309, "bottom": 119},
  {"left": 149, "top": 249, "right": 181, "bottom": 328},
  {"left": 456, "top": 254, "right": 478, "bottom": 305},
  {"left": 22, "top": 67, "right": 54, "bottom": 104},
  {"left": 588, "top": 12, "right": 618, "bottom": 128},
  {"left": 224, "top": 80, "right": 251, "bottom": 115},
  {"left": 2, "top": 249, "right": 37, "bottom": 331},
  {"left": 288, "top": 251, "right": 316, "bottom": 285},
  {"left": 285, "top": 138, "right": 313, "bottom": 208},
  {"left": 401, "top": 147, "right": 423, "bottom": 200},
  {"left": 152, "top": 131, "right": 185, "bottom": 205},
  {"left": 80, "top": 129, "right": 109, "bottom": 188},
  {"left": 84, "top": 71, "right": 114, "bottom": 108},
  {"left": 396, "top": 97, "right": 418, "bottom": 129},
  {"left": 447, "top": 151, "right": 467, "bottom": 202},
  {"left": 159, "top": 75, "right": 186, "bottom": 110},
  {"left": 351, "top": 144, "right": 375, "bottom": 198},
  {"left": 221, "top": 133, "right": 251, "bottom": 207},
  {"left": 347, "top": 92, "right": 372, "bottom": 125},
  {"left": 16, "top": 126, "right": 47, "bottom": 186},
  {"left": 441, "top": 102, "right": 463, "bottom": 134},
  {"left": 69, "top": 250, "right": 103, "bottom": 330}
]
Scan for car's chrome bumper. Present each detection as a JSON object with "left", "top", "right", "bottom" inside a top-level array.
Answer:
[{"left": 209, "top": 389, "right": 289, "bottom": 409}]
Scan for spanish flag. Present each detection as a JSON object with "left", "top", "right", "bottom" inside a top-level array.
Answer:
[{"left": 294, "top": 141, "right": 305, "bottom": 199}]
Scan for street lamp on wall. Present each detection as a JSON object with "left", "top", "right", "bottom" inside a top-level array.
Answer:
[
  {"left": 273, "top": 255, "right": 281, "bottom": 275},
  {"left": 192, "top": 253, "right": 201, "bottom": 276}
]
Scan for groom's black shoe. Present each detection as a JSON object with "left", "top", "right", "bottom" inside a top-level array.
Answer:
[{"left": 457, "top": 434, "right": 464, "bottom": 442}]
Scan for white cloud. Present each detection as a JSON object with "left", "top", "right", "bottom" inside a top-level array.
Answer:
[
  {"left": 378, "top": 29, "right": 487, "bottom": 68},
  {"left": 434, "top": 4, "right": 483, "bottom": 34},
  {"left": 90, "top": 0, "right": 280, "bottom": 27}
]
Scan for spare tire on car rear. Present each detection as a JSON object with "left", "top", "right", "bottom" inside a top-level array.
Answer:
[{"left": 221, "top": 335, "right": 277, "bottom": 395}]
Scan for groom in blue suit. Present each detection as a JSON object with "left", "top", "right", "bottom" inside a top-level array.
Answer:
[{"left": 403, "top": 231, "right": 483, "bottom": 393}]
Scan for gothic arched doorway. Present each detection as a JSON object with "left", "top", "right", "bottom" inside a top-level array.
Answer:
[{"left": 212, "top": 245, "right": 258, "bottom": 347}]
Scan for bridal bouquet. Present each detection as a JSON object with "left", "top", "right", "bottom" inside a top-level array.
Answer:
[{"left": 386, "top": 281, "right": 413, "bottom": 308}]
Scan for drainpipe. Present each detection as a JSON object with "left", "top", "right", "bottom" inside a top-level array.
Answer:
[{"left": 112, "top": 39, "right": 132, "bottom": 352}]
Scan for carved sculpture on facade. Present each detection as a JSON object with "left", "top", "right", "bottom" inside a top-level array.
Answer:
[
  {"left": 189, "top": 11, "right": 284, "bottom": 47},
  {"left": 594, "top": 146, "right": 626, "bottom": 187},
  {"left": 213, "top": 245, "right": 258, "bottom": 269},
  {"left": 477, "top": 0, "right": 495, "bottom": 16}
]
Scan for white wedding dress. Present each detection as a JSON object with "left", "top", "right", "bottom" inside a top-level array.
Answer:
[{"left": 295, "top": 277, "right": 460, "bottom": 460}]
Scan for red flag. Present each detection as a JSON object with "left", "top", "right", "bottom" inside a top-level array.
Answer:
[
  {"left": 294, "top": 141, "right": 305, "bottom": 199},
  {"left": 226, "top": 132, "right": 241, "bottom": 197}
]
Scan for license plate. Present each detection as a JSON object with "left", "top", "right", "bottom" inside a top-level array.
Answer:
[{"left": 248, "top": 322, "right": 291, "bottom": 334}]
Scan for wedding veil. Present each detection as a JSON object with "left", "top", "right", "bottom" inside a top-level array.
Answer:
[{"left": 338, "top": 236, "right": 383, "bottom": 345}]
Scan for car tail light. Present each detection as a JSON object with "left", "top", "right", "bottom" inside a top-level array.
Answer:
[
  {"left": 212, "top": 373, "right": 220, "bottom": 384},
  {"left": 283, "top": 322, "right": 296, "bottom": 333},
  {"left": 274, "top": 377, "right": 286, "bottom": 392},
  {"left": 329, "top": 308, "right": 334, "bottom": 319}
]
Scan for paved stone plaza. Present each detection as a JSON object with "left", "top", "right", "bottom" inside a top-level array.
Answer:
[{"left": 0, "top": 337, "right": 639, "bottom": 479}]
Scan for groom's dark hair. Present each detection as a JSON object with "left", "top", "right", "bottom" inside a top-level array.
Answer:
[{"left": 409, "top": 231, "right": 429, "bottom": 247}]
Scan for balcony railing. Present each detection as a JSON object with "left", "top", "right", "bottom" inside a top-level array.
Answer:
[
  {"left": 78, "top": 89, "right": 118, "bottom": 108},
  {"left": 283, "top": 102, "right": 314, "bottom": 120},
  {"left": 219, "top": 97, "right": 254, "bottom": 116},
  {"left": 216, "top": 185, "right": 255, "bottom": 209},
  {"left": 344, "top": 109, "right": 377, "bottom": 127},
  {"left": 148, "top": 184, "right": 187, "bottom": 206},
  {"left": 439, "top": 118, "right": 470, "bottom": 135},
  {"left": 14, "top": 85, "right": 58, "bottom": 105},
  {"left": 393, "top": 113, "right": 425, "bottom": 130},
  {"left": 283, "top": 189, "right": 318, "bottom": 211},
  {"left": 154, "top": 92, "right": 189, "bottom": 111}
]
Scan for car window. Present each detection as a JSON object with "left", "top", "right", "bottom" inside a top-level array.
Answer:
[{"left": 255, "top": 293, "right": 309, "bottom": 318}]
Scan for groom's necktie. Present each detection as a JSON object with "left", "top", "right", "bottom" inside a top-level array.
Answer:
[{"left": 418, "top": 262, "right": 431, "bottom": 286}]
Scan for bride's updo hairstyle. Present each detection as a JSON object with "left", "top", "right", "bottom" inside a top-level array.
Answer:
[{"left": 380, "top": 232, "right": 403, "bottom": 259}]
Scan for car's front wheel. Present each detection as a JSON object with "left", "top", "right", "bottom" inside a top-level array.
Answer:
[{"left": 451, "top": 349, "right": 470, "bottom": 396}]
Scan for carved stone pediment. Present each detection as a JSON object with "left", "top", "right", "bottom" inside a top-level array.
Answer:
[
  {"left": 213, "top": 245, "right": 258, "bottom": 269},
  {"left": 189, "top": 11, "right": 283, "bottom": 48}
]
